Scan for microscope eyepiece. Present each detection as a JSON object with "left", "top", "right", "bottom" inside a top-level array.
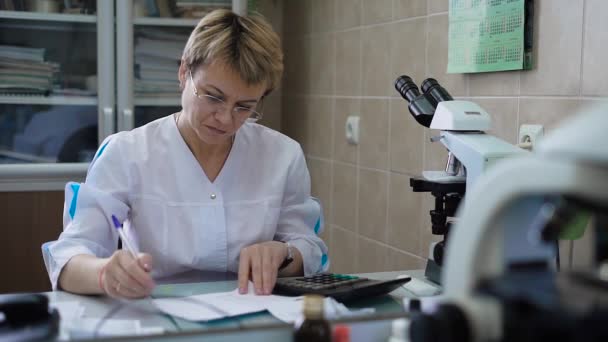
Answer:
[
  {"left": 395, "top": 75, "right": 421, "bottom": 103},
  {"left": 421, "top": 78, "right": 453, "bottom": 103}
]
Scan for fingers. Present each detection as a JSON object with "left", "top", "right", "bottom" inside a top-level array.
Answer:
[
  {"left": 137, "top": 253, "right": 153, "bottom": 272},
  {"left": 250, "top": 248, "right": 262, "bottom": 295},
  {"left": 262, "top": 248, "right": 277, "bottom": 295},
  {"left": 238, "top": 243, "right": 283, "bottom": 296},
  {"left": 121, "top": 253, "right": 155, "bottom": 290},
  {"left": 238, "top": 250, "right": 250, "bottom": 294},
  {"left": 103, "top": 251, "right": 154, "bottom": 299}
]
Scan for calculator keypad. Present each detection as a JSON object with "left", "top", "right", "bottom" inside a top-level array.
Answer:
[{"left": 279, "top": 273, "right": 367, "bottom": 290}]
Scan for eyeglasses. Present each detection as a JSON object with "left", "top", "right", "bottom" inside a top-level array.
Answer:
[{"left": 189, "top": 70, "right": 263, "bottom": 123}]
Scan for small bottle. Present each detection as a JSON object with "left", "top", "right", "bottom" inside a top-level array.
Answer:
[{"left": 294, "top": 295, "right": 331, "bottom": 342}]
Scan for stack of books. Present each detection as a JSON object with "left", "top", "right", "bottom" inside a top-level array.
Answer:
[
  {"left": 0, "top": 45, "right": 60, "bottom": 96},
  {"left": 134, "top": 29, "right": 187, "bottom": 98}
]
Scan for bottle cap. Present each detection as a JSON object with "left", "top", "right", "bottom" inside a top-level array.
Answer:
[
  {"left": 333, "top": 324, "right": 350, "bottom": 342},
  {"left": 302, "top": 295, "right": 324, "bottom": 319}
]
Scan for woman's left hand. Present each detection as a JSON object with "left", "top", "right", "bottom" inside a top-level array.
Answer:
[{"left": 238, "top": 241, "right": 288, "bottom": 295}]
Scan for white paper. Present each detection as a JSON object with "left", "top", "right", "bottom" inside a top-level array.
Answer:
[
  {"left": 50, "top": 301, "right": 85, "bottom": 340},
  {"left": 267, "top": 297, "right": 375, "bottom": 324},
  {"left": 152, "top": 282, "right": 301, "bottom": 322},
  {"left": 67, "top": 318, "right": 141, "bottom": 339}
]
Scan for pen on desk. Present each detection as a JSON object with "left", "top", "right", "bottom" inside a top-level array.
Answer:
[{"left": 111, "top": 214, "right": 139, "bottom": 258}]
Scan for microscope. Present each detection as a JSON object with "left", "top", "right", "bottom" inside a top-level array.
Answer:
[
  {"left": 394, "top": 76, "right": 525, "bottom": 284},
  {"left": 408, "top": 103, "right": 608, "bottom": 342}
]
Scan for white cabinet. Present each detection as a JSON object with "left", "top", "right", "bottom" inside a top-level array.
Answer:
[{"left": 0, "top": 0, "right": 240, "bottom": 191}]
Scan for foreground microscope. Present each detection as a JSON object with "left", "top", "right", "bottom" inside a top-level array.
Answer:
[
  {"left": 408, "top": 102, "right": 608, "bottom": 341},
  {"left": 394, "top": 76, "right": 525, "bottom": 284}
]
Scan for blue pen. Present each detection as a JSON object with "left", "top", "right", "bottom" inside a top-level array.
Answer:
[{"left": 111, "top": 215, "right": 139, "bottom": 258}]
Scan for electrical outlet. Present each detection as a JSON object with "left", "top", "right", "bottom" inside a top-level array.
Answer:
[{"left": 519, "top": 124, "right": 544, "bottom": 150}]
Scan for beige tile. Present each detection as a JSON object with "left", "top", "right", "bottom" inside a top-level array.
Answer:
[
  {"left": 428, "top": 0, "right": 448, "bottom": 14},
  {"left": 520, "top": 0, "right": 584, "bottom": 95},
  {"left": 390, "top": 99, "right": 424, "bottom": 175},
  {"left": 362, "top": 24, "right": 393, "bottom": 96},
  {"left": 474, "top": 98, "right": 519, "bottom": 144},
  {"left": 582, "top": 0, "right": 608, "bottom": 96},
  {"left": 335, "top": 29, "right": 362, "bottom": 96},
  {"left": 468, "top": 71, "right": 520, "bottom": 96},
  {"left": 426, "top": 14, "right": 467, "bottom": 96},
  {"left": 331, "top": 162, "right": 358, "bottom": 231},
  {"left": 329, "top": 225, "right": 358, "bottom": 273},
  {"left": 306, "top": 97, "right": 333, "bottom": 158},
  {"left": 282, "top": 96, "right": 310, "bottom": 151},
  {"left": 360, "top": 99, "right": 390, "bottom": 170},
  {"left": 394, "top": 0, "right": 427, "bottom": 19},
  {"left": 388, "top": 172, "right": 423, "bottom": 255},
  {"left": 312, "top": 0, "right": 334, "bottom": 33},
  {"left": 283, "top": 37, "right": 311, "bottom": 94},
  {"left": 259, "top": 91, "right": 282, "bottom": 131},
  {"left": 307, "top": 158, "right": 333, "bottom": 224},
  {"left": 423, "top": 128, "right": 448, "bottom": 172},
  {"left": 333, "top": 98, "right": 360, "bottom": 164},
  {"left": 390, "top": 18, "right": 427, "bottom": 90},
  {"left": 387, "top": 248, "right": 426, "bottom": 272},
  {"left": 334, "top": 0, "right": 361, "bottom": 30},
  {"left": 357, "top": 237, "right": 389, "bottom": 272},
  {"left": 283, "top": 0, "right": 312, "bottom": 36},
  {"left": 362, "top": 0, "right": 392, "bottom": 25},
  {"left": 358, "top": 168, "right": 388, "bottom": 242},
  {"left": 257, "top": 0, "right": 283, "bottom": 37},
  {"left": 309, "top": 34, "right": 335, "bottom": 95},
  {"left": 518, "top": 98, "right": 583, "bottom": 133}
]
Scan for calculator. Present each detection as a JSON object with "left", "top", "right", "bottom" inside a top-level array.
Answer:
[{"left": 273, "top": 273, "right": 411, "bottom": 303}]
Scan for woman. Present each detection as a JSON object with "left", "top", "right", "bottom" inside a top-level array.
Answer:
[{"left": 45, "top": 9, "right": 328, "bottom": 298}]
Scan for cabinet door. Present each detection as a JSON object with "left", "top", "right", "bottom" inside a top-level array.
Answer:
[
  {"left": 0, "top": 1, "right": 114, "bottom": 166},
  {"left": 117, "top": 0, "right": 232, "bottom": 131}
]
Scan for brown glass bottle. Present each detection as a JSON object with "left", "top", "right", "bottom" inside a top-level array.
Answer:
[{"left": 294, "top": 295, "right": 331, "bottom": 342}]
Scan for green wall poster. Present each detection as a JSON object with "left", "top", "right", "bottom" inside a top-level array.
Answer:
[{"left": 448, "top": 0, "right": 533, "bottom": 73}]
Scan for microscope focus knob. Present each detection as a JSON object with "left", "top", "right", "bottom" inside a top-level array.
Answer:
[
  {"left": 433, "top": 241, "right": 445, "bottom": 267},
  {"left": 410, "top": 304, "right": 471, "bottom": 342}
]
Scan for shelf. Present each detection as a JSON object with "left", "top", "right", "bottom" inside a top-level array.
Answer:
[
  {"left": 135, "top": 97, "right": 181, "bottom": 106},
  {"left": 0, "top": 95, "right": 97, "bottom": 106},
  {"left": 0, "top": 10, "right": 96, "bottom": 23},
  {"left": 134, "top": 17, "right": 200, "bottom": 27}
]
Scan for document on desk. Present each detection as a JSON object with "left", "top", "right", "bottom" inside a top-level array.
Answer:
[{"left": 152, "top": 283, "right": 302, "bottom": 322}]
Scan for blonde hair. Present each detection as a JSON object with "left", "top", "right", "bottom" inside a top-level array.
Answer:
[{"left": 182, "top": 9, "right": 283, "bottom": 95}]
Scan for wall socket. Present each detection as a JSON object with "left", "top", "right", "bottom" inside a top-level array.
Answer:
[{"left": 518, "top": 124, "right": 544, "bottom": 150}]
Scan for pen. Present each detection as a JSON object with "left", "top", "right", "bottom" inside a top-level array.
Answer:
[{"left": 111, "top": 214, "right": 139, "bottom": 258}]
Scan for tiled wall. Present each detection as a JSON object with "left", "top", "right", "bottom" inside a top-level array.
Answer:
[{"left": 280, "top": 0, "right": 607, "bottom": 274}]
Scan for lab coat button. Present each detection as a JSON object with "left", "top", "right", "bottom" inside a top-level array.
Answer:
[{"left": 210, "top": 193, "right": 217, "bottom": 200}]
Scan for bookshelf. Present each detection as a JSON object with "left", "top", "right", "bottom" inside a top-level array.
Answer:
[
  {"left": 134, "top": 16, "right": 199, "bottom": 27},
  {"left": 0, "top": 95, "right": 97, "bottom": 106},
  {"left": 0, "top": 10, "right": 96, "bottom": 23},
  {"left": 134, "top": 97, "right": 181, "bottom": 106}
]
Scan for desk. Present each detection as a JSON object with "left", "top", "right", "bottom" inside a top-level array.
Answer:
[{"left": 37, "top": 270, "right": 438, "bottom": 340}]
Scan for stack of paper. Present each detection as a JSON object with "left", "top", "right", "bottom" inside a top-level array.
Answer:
[
  {"left": 134, "top": 29, "right": 188, "bottom": 98},
  {"left": 153, "top": 285, "right": 301, "bottom": 322},
  {"left": 0, "top": 45, "right": 60, "bottom": 95},
  {"left": 153, "top": 282, "right": 375, "bottom": 324}
]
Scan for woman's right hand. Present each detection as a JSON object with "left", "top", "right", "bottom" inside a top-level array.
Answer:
[{"left": 100, "top": 250, "right": 155, "bottom": 299}]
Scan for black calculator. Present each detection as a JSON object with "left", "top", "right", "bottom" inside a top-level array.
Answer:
[{"left": 273, "top": 273, "right": 411, "bottom": 303}]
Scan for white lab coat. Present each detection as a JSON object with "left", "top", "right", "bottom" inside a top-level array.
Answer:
[{"left": 45, "top": 116, "right": 329, "bottom": 290}]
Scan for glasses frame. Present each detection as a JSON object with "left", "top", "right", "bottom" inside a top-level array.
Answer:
[{"left": 188, "top": 70, "right": 263, "bottom": 123}]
